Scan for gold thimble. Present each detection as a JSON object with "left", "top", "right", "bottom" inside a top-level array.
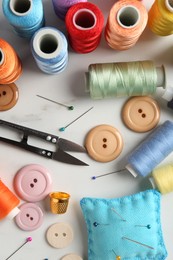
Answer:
[{"left": 49, "top": 192, "right": 70, "bottom": 214}]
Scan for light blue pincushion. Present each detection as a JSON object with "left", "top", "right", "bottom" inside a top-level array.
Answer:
[{"left": 80, "top": 190, "right": 167, "bottom": 260}]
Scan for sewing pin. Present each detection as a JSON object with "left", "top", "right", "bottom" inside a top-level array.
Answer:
[
  {"left": 37, "top": 95, "right": 74, "bottom": 110},
  {"left": 112, "top": 249, "right": 121, "bottom": 260},
  {"left": 5, "top": 237, "right": 32, "bottom": 260},
  {"left": 135, "top": 224, "right": 151, "bottom": 229},
  {"left": 93, "top": 221, "right": 109, "bottom": 227},
  {"left": 122, "top": 236, "right": 154, "bottom": 250},
  {"left": 111, "top": 208, "right": 126, "bottom": 222},
  {"left": 59, "top": 106, "right": 94, "bottom": 132},
  {"left": 91, "top": 169, "right": 125, "bottom": 180}
]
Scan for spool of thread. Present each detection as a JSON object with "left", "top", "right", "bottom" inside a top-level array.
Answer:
[
  {"left": 52, "top": 0, "right": 87, "bottom": 20},
  {"left": 161, "top": 86, "right": 173, "bottom": 110},
  {"left": 65, "top": 2, "right": 104, "bottom": 53},
  {"left": 0, "top": 180, "right": 20, "bottom": 220},
  {"left": 148, "top": 0, "right": 173, "bottom": 36},
  {"left": 85, "top": 60, "right": 166, "bottom": 99},
  {"left": 105, "top": 0, "right": 148, "bottom": 50},
  {"left": 126, "top": 120, "right": 173, "bottom": 177},
  {"left": 31, "top": 27, "right": 68, "bottom": 74},
  {"left": 149, "top": 164, "right": 173, "bottom": 194},
  {"left": 0, "top": 38, "right": 22, "bottom": 84},
  {"left": 2, "top": 0, "right": 45, "bottom": 38}
]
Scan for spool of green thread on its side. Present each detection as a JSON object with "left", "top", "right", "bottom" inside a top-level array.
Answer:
[{"left": 85, "top": 60, "right": 166, "bottom": 99}]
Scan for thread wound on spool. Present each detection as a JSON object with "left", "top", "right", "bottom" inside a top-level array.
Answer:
[
  {"left": 31, "top": 27, "right": 68, "bottom": 74},
  {"left": 2, "top": 0, "right": 45, "bottom": 38},
  {"left": 0, "top": 180, "right": 20, "bottom": 220},
  {"left": 86, "top": 60, "right": 165, "bottom": 99},
  {"left": 126, "top": 120, "right": 173, "bottom": 177},
  {"left": 105, "top": 0, "right": 148, "bottom": 50},
  {"left": 148, "top": 0, "right": 173, "bottom": 36},
  {"left": 65, "top": 2, "right": 104, "bottom": 53},
  {"left": 152, "top": 164, "right": 173, "bottom": 194},
  {"left": 0, "top": 38, "right": 22, "bottom": 84},
  {"left": 52, "top": 0, "right": 87, "bottom": 20}
]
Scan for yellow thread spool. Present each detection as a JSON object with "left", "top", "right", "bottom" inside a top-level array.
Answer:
[
  {"left": 148, "top": 0, "right": 173, "bottom": 36},
  {"left": 49, "top": 192, "right": 70, "bottom": 214},
  {"left": 150, "top": 164, "right": 173, "bottom": 194}
]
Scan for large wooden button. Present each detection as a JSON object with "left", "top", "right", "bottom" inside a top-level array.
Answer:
[
  {"left": 85, "top": 124, "right": 123, "bottom": 162},
  {"left": 122, "top": 96, "right": 160, "bottom": 132},
  {"left": 0, "top": 83, "right": 19, "bottom": 111}
]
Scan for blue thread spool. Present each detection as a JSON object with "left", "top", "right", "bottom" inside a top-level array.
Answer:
[
  {"left": 31, "top": 27, "right": 68, "bottom": 74},
  {"left": 126, "top": 120, "right": 173, "bottom": 177},
  {"left": 2, "top": 0, "right": 44, "bottom": 39}
]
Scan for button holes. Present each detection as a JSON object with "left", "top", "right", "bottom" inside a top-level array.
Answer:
[
  {"left": 63, "top": 233, "right": 66, "bottom": 237},
  {"left": 26, "top": 214, "right": 30, "bottom": 217},
  {"left": 2, "top": 91, "right": 6, "bottom": 95},
  {"left": 138, "top": 109, "right": 142, "bottom": 113},
  {"left": 55, "top": 233, "right": 58, "bottom": 237},
  {"left": 103, "top": 144, "right": 107, "bottom": 148},
  {"left": 30, "top": 183, "right": 34, "bottom": 188},
  {"left": 33, "top": 178, "right": 37, "bottom": 183},
  {"left": 142, "top": 113, "right": 146, "bottom": 118},
  {"left": 30, "top": 217, "right": 33, "bottom": 221},
  {"left": 103, "top": 138, "right": 107, "bottom": 142}
]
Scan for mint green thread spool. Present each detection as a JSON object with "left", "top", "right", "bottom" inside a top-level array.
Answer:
[{"left": 85, "top": 60, "right": 166, "bottom": 99}]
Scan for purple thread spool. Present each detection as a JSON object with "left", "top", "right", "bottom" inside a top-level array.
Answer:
[{"left": 52, "top": 0, "right": 87, "bottom": 20}]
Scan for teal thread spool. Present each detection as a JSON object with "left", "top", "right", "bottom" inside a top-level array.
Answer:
[{"left": 85, "top": 60, "right": 166, "bottom": 99}]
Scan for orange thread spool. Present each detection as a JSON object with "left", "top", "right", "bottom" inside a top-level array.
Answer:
[
  {"left": 0, "top": 180, "right": 20, "bottom": 220},
  {"left": 0, "top": 38, "right": 22, "bottom": 84},
  {"left": 105, "top": 0, "right": 148, "bottom": 50}
]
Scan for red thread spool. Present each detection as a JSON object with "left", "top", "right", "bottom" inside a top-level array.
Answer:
[
  {"left": 65, "top": 2, "right": 104, "bottom": 53},
  {"left": 0, "top": 38, "right": 22, "bottom": 84},
  {"left": 0, "top": 180, "right": 20, "bottom": 220}
]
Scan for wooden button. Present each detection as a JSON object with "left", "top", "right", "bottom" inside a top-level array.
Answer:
[
  {"left": 122, "top": 96, "right": 160, "bottom": 132},
  {"left": 85, "top": 124, "right": 123, "bottom": 162},
  {"left": 0, "top": 83, "right": 19, "bottom": 111}
]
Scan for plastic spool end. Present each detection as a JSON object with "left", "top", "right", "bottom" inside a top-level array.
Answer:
[
  {"left": 162, "top": 86, "right": 173, "bottom": 101},
  {"left": 73, "top": 8, "right": 97, "bottom": 30},
  {"left": 149, "top": 177, "right": 156, "bottom": 189},
  {"left": 85, "top": 72, "right": 90, "bottom": 92},
  {"left": 10, "top": 0, "right": 32, "bottom": 16},
  {"left": 0, "top": 49, "right": 4, "bottom": 66},
  {"left": 7, "top": 207, "right": 20, "bottom": 220},
  {"left": 125, "top": 164, "right": 138, "bottom": 178},
  {"left": 156, "top": 65, "right": 166, "bottom": 88},
  {"left": 117, "top": 5, "right": 140, "bottom": 29},
  {"left": 165, "top": 0, "right": 173, "bottom": 12}
]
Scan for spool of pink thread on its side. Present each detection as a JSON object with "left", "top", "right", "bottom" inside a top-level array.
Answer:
[
  {"left": 65, "top": 2, "right": 104, "bottom": 53},
  {"left": 105, "top": 0, "right": 148, "bottom": 50}
]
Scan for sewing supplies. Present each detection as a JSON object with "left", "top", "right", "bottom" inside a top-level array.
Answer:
[
  {"left": 148, "top": 0, "right": 173, "bottom": 36},
  {"left": 37, "top": 94, "right": 74, "bottom": 110},
  {"left": 65, "top": 2, "right": 104, "bottom": 53},
  {"left": 0, "top": 38, "right": 22, "bottom": 84},
  {"left": 0, "top": 179, "right": 20, "bottom": 220},
  {"left": 52, "top": 0, "right": 87, "bottom": 20},
  {"left": 111, "top": 208, "right": 126, "bottom": 222},
  {"left": 85, "top": 60, "right": 166, "bottom": 99},
  {"left": 0, "top": 83, "right": 19, "bottom": 111},
  {"left": 93, "top": 222, "right": 109, "bottom": 227},
  {"left": 135, "top": 224, "right": 151, "bottom": 229},
  {"left": 49, "top": 192, "right": 70, "bottom": 214},
  {"left": 31, "top": 27, "right": 68, "bottom": 74},
  {"left": 2, "top": 0, "right": 44, "bottom": 38},
  {"left": 85, "top": 124, "right": 123, "bottom": 162},
  {"left": 59, "top": 106, "right": 93, "bottom": 131},
  {"left": 112, "top": 250, "right": 121, "bottom": 260},
  {"left": 149, "top": 164, "right": 173, "bottom": 194},
  {"left": 0, "top": 119, "right": 88, "bottom": 165},
  {"left": 161, "top": 86, "right": 173, "bottom": 110},
  {"left": 122, "top": 236, "right": 154, "bottom": 250},
  {"left": 5, "top": 237, "right": 32, "bottom": 260},
  {"left": 105, "top": 0, "right": 148, "bottom": 50},
  {"left": 91, "top": 169, "right": 125, "bottom": 180}
]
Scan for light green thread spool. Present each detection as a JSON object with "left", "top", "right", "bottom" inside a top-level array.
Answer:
[{"left": 85, "top": 60, "right": 166, "bottom": 99}]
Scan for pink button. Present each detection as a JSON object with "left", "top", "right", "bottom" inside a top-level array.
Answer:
[
  {"left": 15, "top": 203, "right": 44, "bottom": 231},
  {"left": 14, "top": 164, "right": 52, "bottom": 202}
]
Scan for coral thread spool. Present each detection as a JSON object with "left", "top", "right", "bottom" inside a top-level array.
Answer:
[
  {"left": 65, "top": 2, "right": 104, "bottom": 53},
  {"left": 0, "top": 180, "right": 20, "bottom": 220},
  {"left": 0, "top": 38, "right": 22, "bottom": 84},
  {"left": 105, "top": 0, "right": 148, "bottom": 50}
]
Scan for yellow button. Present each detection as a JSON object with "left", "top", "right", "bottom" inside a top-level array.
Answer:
[
  {"left": 122, "top": 96, "right": 160, "bottom": 132},
  {"left": 85, "top": 124, "right": 123, "bottom": 162},
  {"left": 0, "top": 83, "right": 19, "bottom": 111}
]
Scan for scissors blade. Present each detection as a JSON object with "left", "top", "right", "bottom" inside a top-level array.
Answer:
[
  {"left": 52, "top": 149, "right": 88, "bottom": 166},
  {"left": 58, "top": 138, "right": 86, "bottom": 153}
]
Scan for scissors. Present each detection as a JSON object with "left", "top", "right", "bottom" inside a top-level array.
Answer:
[{"left": 0, "top": 119, "right": 88, "bottom": 166}]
